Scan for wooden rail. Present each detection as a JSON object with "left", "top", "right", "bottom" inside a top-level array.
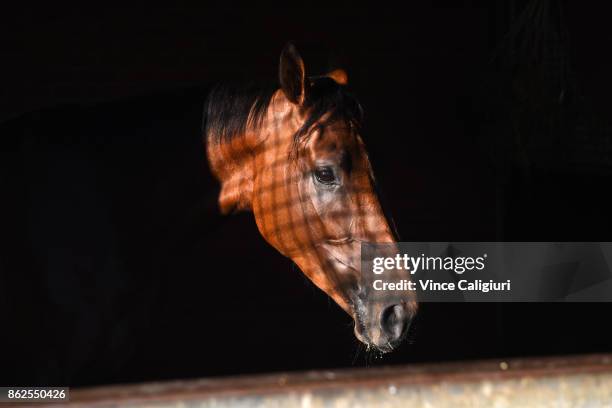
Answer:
[{"left": 45, "top": 353, "right": 612, "bottom": 407}]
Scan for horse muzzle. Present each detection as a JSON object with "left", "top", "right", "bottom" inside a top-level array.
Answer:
[{"left": 353, "top": 297, "right": 415, "bottom": 352}]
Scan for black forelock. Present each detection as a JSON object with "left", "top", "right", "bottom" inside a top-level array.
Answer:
[
  {"left": 203, "top": 76, "right": 364, "bottom": 147},
  {"left": 296, "top": 76, "right": 364, "bottom": 140}
]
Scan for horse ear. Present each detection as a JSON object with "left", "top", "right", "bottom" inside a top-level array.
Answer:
[
  {"left": 279, "top": 43, "right": 306, "bottom": 105},
  {"left": 326, "top": 69, "right": 348, "bottom": 85}
]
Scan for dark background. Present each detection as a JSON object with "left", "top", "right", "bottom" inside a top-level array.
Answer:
[{"left": 1, "top": 0, "right": 612, "bottom": 387}]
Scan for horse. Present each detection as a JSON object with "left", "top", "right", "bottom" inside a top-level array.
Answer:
[
  {"left": 0, "top": 43, "right": 415, "bottom": 386},
  {"left": 204, "top": 43, "right": 417, "bottom": 352}
]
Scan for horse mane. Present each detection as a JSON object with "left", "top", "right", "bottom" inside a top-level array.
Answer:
[
  {"left": 202, "top": 79, "right": 277, "bottom": 145},
  {"left": 203, "top": 77, "right": 364, "bottom": 147}
]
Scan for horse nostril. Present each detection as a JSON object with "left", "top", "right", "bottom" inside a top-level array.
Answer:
[{"left": 380, "top": 304, "right": 409, "bottom": 342}]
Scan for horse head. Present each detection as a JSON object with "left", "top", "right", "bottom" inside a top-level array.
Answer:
[{"left": 205, "top": 44, "right": 416, "bottom": 352}]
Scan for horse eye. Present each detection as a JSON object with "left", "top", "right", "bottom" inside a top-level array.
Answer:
[{"left": 314, "top": 166, "right": 337, "bottom": 185}]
